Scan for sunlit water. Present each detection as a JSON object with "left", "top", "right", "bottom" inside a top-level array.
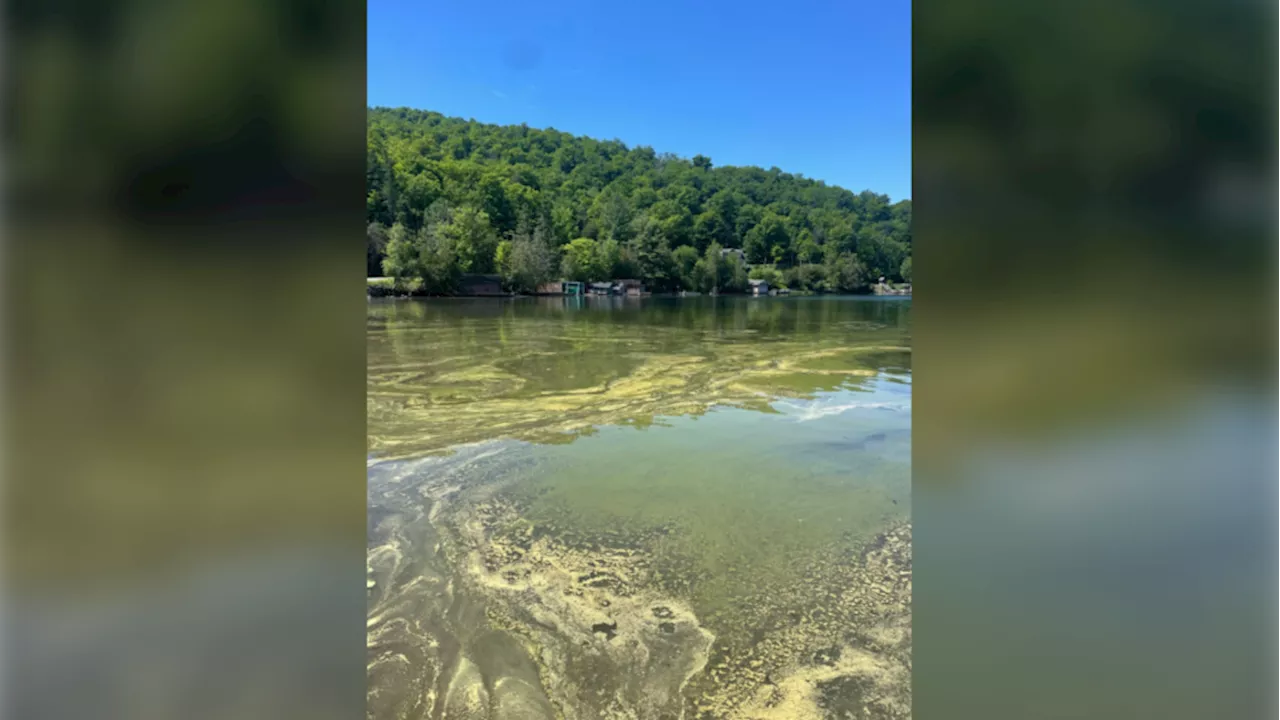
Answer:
[{"left": 367, "top": 296, "right": 912, "bottom": 720}]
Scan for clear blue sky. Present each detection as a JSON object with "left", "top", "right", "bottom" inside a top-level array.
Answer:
[{"left": 368, "top": 0, "right": 911, "bottom": 201}]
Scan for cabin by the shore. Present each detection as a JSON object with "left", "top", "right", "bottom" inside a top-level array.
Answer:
[
  {"left": 538, "top": 279, "right": 646, "bottom": 296},
  {"left": 615, "top": 279, "right": 646, "bottom": 296},
  {"left": 748, "top": 278, "right": 770, "bottom": 296},
  {"left": 542, "top": 280, "right": 586, "bottom": 296}
]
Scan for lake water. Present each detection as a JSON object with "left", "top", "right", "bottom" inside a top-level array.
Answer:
[{"left": 367, "top": 296, "right": 912, "bottom": 720}]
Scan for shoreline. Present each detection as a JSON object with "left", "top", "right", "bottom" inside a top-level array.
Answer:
[{"left": 366, "top": 283, "right": 909, "bottom": 300}]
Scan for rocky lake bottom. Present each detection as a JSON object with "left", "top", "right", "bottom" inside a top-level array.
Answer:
[{"left": 367, "top": 297, "right": 912, "bottom": 720}]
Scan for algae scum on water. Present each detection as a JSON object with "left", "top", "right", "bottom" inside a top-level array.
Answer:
[{"left": 367, "top": 296, "right": 912, "bottom": 720}]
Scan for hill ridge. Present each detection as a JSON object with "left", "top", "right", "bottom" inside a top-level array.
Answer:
[{"left": 367, "top": 107, "right": 910, "bottom": 293}]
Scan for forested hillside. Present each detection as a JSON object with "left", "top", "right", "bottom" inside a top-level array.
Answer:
[{"left": 367, "top": 107, "right": 911, "bottom": 293}]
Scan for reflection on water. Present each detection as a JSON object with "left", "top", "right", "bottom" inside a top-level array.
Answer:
[
  {"left": 369, "top": 296, "right": 911, "bottom": 459},
  {"left": 367, "top": 296, "right": 912, "bottom": 720}
]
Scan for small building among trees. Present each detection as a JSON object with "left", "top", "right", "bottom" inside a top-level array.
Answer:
[{"left": 615, "top": 279, "right": 646, "bottom": 296}]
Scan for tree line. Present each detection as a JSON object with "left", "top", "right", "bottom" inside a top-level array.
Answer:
[{"left": 368, "top": 107, "right": 911, "bottom": 294}]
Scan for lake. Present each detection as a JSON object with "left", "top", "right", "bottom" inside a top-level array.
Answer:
[{"left": 367, "top": 295, "right": 912, "bottom": 720}]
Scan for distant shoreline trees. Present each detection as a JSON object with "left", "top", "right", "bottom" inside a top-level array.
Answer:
[{"left": 368, "top": 107, "right": 910, "bottom": 294}]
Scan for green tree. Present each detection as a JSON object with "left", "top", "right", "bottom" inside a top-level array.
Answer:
[
  {"left": 381, "top": 222, "right": 418, "bottom": 282},
  {"left": 694, "top": 241, "right": 727, "bottom": 293},
  {"left": 495, "top": 239, "right": 512, "bottom": 273},
  {"left": 672, "top": 245, "right": 700, "bottom": 291},
  {"left": 596, "top": 238, "right": 624, "bottom": 279},
  {"left": 793, "top": 228, "right": 820, "bottom": 265},
  {"left": 734, "top": 203, "right": 763, "bottom": 240},
  {"left": 474, "top": 173, "right": 516, "bottom": 235},
  {"left": 367, "top": 222, "right": 389, "bottom": 277},
  {"left": 855, "top": 231, "right": 907, "bottom": 281},
  {"left": 744, "top": 213, "right": 789, "bottom": 265},
  {"left": 591, "top": 189, "right": 633, "bottom": 244},
  {"left": 692, "top": 211, "right": 732, "bottom": 254},
  {"left": 796, "top": 263, "right": 826, "bottom": 291},
  {"left": 551, "top": 202, "right": 579, "bottom": 244},
  {"left": 724, "top": 253, "right": 750, "bottom": 293},
  {"left": 900, "top": 256, "right": 912, "bottom": 283},
  {"left": 705, "top": 190, "right": 741, "bottom": 241},
  {"left": 402, "top": 172, "right": 442, "bottom": 229},
  {"left": 824, "top": 252, "right": 872, "bottom": 293},
  {"left": 367, "top": 107, "right": 910, "bottom": 294},
  {"left": 749, "top": 265, "right": 784, "bottom": 288},
  {"left": 416, "top": 225, "right": 463, "bottom": 294},
  {"left": 441, "top": 206, "right": 500, "bottom": 273},
  {"left": 498, "top": 234, "right": 557, "bottom": 293},
  {"left": 561, "top": 237, "right": 601, "bottom": 282},
  {"left": 648, "top": 199, "right": 694, "bottom": 248},
  {"left": 631, "top": 214, "right": 678, "bottom": 291}
]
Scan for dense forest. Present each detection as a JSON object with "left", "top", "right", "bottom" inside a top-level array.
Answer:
[{"left": 367, "top": 107, "right": 911, "bottom": 294}]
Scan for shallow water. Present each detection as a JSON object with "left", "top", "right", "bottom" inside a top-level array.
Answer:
[{"left": 367, "top": 296, "right": 912, "bottom": 720}]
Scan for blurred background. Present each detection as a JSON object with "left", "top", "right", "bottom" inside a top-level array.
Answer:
[
  {"left": 4, "top": 0, "right": 368, "bottom": 719},
  {"left": 914, "top": 0, "right": 1276, "bottom": 718},
  {"left": 2, "top": 0, "right": 1275, "bottom": 719}
]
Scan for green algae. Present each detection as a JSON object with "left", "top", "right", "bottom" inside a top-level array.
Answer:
[
  {"left": 368, "top": 296, "right": 911, "bottom": 460},
  {"left": 367, "top": 296, "right": 913, "bottom": 719}
]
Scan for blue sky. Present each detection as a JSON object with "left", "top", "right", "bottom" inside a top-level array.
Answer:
[{"left": 368, "top": 0, "right": 910, "bottom": 201}]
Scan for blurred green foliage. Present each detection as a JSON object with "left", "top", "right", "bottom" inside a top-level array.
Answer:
[
  {"left": 914, "top": 0, "right": 1275, "bottom": 452},
  {"left": 914, "top": 2, "right": 1275, "bottom": 720},
  {"left": 5, "top": 1, "right": 368, "bottom": 718},
  {"left": 914, "top": 0, "right": 1274, "bottom": 303},
  {"left": 6, "top": 0, "right": 367, "bottom": 586}
]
